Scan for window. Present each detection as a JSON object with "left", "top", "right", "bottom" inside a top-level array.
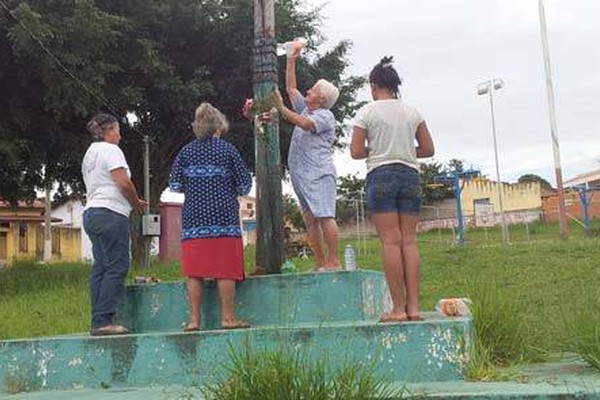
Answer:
[
  {"left": 51, "top": 227, "right": 61, "bottom": 255},
  {"left": 246, "top": 203, "right": 254, "bottom": 210},
  {"left": 18, "top": 223, "right": 28, "bottom": 252}
]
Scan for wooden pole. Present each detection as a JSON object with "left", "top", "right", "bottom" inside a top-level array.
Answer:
[{"left": 253, "top": 0, "right": 283, "bottom": 273}]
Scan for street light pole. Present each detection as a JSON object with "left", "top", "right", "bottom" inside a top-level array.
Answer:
[
  {"left": 539, "top": 0, "right": 569, "bottom": 237},
  {"left": 477, "top": 78, "right": 509, "bottom": 243}
]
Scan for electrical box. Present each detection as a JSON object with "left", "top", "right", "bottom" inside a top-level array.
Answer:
[{"left": 141, "top": 214, "right": 161, "bottom": 236}]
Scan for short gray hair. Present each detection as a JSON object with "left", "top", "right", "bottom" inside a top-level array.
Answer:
[
  {"left": 315, "top": 79, "right": 339, "bottom": 109},
  {"left": 86, "top": 113, "right": 118, "bottom": 142},
  {"left": 192, "top": 103, "right": 229, "bottom": 138}
]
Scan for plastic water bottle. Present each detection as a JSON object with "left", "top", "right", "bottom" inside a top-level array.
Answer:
[
  {"left": 281, "top": 260, "right": 297, "bottom": 274},
  {"left": 435, "top": 298, "right": 472, "bottom": 317},
  {"left": 276, "top": 38, "right": 307, "bottom": 57},
  {"left": 344, "top": 244, "right": 356, "bottom": 271}
]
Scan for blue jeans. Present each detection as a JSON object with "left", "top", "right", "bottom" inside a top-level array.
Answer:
[
  {"left": 366, "top": 163, "right": 422, "bottom": 215},
  {"left": 83, "top": 208, "right": 131, "bottom": 329}
]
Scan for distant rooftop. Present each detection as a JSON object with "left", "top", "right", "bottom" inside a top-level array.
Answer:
[{"left": 564, "top": 168, "right": 600, "bottom": 188}]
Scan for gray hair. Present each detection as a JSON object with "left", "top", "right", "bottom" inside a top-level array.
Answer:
[
  {"left": 86, "top": 113, "right": 118, "bottom": 142},
  {"left": 192, "top": 103, "right": 229, "bottom": 138},
  {"left": 315, "top": 79, "right": 340, "bottom": 109}
]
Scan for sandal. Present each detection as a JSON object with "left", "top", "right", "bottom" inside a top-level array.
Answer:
[
  {"left": 90, "top": 324, "right": 129, "bottom": 336},
  {"left": 221, "top": 318, "right": 251, "bottom": 330},
  {"left": 378, "top": 312, "right": 408, "bottom": 323}
]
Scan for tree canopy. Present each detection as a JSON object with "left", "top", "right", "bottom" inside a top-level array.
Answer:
[
  {"left": 517, "top": 173, "right": 553, "bottom": 191},
  {"left": 0, "top": 0, "right": 366, "bottom": 207}
]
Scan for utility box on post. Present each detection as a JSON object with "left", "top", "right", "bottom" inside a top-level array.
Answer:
[{"left": 141, "top": 214, "right": 161, "bottom": 236}]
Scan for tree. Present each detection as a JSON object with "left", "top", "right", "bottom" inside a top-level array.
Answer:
[
  {"left": 1, "top": 0, "right": 365, "bottom": 204},
  {"left": 447, "top": 158, "right": 464, "bottom": 174},
  {"left": 518, "top": 174, "right": 553, "bottom": 191},
  {"left": 336, "top": 174, "right": 365, "bottom": 225},
  {"left": 0, "top": 0, "right": 365, "bottom": 262},
  {"left": 420, "top": 161, "right": 454, "bottom": 205},
  {"left": 282, "top": 194, "right": 304, "bottom": 231}
]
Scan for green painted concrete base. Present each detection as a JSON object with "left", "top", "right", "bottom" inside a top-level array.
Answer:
[
  {"left": 1, "top": 271, "right": 473, "bottom": 394},
  {"left": 0, "top": 315, "right": 471, "bottom": 393},
  {"left": 7, "top": 360, "right": 600, "bottom": 399},
  {"left": 115, "top": 270, "right": 391, "bottom": 332}
]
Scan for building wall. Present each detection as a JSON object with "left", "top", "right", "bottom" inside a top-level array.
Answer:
[
  {"left": 4, "top": 221, "right": 42, "bottom": 263},
  {"left": 542, "top": 189, "right": 600, "bottom": 222},
  {"left": 461, "top": 179, "right": 542, "bottom": 213},
  {"left": 52, "top": 200, "right": 93, "bottom": 261},
  {"left": 50, "top": 227, "right": 82, "bottom": 263},
  {"left": 159, "top": 197, "right": 256, "bottom": 264}
]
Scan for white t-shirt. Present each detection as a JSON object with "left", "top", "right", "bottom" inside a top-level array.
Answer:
[
  {"left": 82, "top": 141, "right": 132, "bottom": 217},
  {"left": 353, "top": 99, "right": 424, "bottom": 173}
]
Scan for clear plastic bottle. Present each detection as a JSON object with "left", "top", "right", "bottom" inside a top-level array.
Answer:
[
  {"left": 281, "top": 260, "right": 297, "bottom": 274},
  {"left": 276, "top": 38, "right": 307, "bottom": 57},
  {"left": 435, "top": 298, "right": 472, "bottom": 317},
  {"left": 344, "top": 244, "right": 356, "bottom": 271}
]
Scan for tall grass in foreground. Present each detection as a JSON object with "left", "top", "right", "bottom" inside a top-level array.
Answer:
[
  {"left": 559, "top": 283, "right": 600, "bottom": 371},
  {"left": 201, "top": 343, "right": 406, "bottom": 400},
  {"left": 466, "top": 276, "right": 538, "bottom": 380}
]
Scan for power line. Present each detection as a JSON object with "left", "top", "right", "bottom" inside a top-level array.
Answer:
[{"left": 0, "top": 0, "right": 146, "bottom": 139}]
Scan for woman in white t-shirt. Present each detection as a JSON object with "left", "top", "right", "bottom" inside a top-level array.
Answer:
[
  {"left": 351, "top": 57, "right": 434, "bottom": 323},
  {"left": 82, "top": 113, "right": 146, "bottom": 336}
]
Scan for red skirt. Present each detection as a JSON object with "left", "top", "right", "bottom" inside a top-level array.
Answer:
[{"left": 181, "top": 237, "right": 245, "bottom": 281}]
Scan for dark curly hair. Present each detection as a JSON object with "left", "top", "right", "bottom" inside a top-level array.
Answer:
[
  {"left": 86, "top": 113, "right": 118, "bottom": 142},
  {"left": 369, "top": 56, "right": 402, "bottom": 97}
]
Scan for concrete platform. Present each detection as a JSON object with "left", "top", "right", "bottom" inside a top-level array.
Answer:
[
  {"left": 0, "top": 315, "right": 471, "bottom": 393},
  {"left": 115, "top": 270, "right": 391, "bottom": 332}
]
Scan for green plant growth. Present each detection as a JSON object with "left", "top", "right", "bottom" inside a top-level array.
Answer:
[
  {"left": 3, "top": 369, "right": 30, "bottom": 395},
  {"left": 201, "top": 343, "right": 406, "bottom": 400},
  {"left": 464, "top": 276, "right": 537, "bottom": 380},
  {"left": 559, "top": 282, "right": 600, "bottom": 371}
]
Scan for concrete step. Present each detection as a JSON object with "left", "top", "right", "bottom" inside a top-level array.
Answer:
[
  {"left": 0, "top": 315, "right": 471, "bottom": 394},
  {"left": 7, "top": 360, "right": 600, "bottom": 399},
  {"left": 115, "top": 270, "right": 391, "bottom": 332}
]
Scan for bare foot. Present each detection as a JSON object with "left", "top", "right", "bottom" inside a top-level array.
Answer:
[
  {"left": 184, "top": 322, "right": 200, "bottom": 332},
  {"left": 221, "top": 318, "right": 251, "bottom": 330},
  {"left": 379, "top": 312, "right": 408, "bottom": 323}
]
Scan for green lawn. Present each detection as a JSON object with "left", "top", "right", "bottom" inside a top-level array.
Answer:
[{"left": 1, "top": 221, "right": 599, "bottom": 360}]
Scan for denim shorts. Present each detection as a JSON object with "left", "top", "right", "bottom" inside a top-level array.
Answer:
[{"left": 365, "top": 163, "right": 422, "bottom": 215}]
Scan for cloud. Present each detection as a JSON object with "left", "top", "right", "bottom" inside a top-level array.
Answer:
[{"left": 305, "top": 0, "right": 600, "bottom": 186}]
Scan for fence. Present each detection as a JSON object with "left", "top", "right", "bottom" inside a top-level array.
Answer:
[{"left": 335, "top": 194, "right": 600, "bottom": 250}]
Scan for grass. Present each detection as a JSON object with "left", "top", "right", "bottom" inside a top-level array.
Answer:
[
  {"left": 559, "top": 282, "right": 600, "bottom": 370},
  {"left": 464, "top": 276, "right": 533, "bottom": 380},
  {"left": 201, "top": 342, "right": 405, "bottom": 400},
  {"left": 1, "top": 221, "right": 599, "bottom": 375}
]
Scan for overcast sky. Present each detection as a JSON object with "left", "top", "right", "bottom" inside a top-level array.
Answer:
[{"left": 305, "top": 0, "right": 600, "bottom": 186}]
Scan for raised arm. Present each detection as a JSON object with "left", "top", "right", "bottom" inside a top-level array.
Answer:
[
  {"left": 274, "top": 89, "right": 315, "bottom": 132},
  {"left": 285, "top": 43, "right": 303, "bottom": 104}
]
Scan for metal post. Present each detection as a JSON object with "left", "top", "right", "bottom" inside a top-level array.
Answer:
[
  {"left": 43, "top": 183, "right": 52, "bottom": 263},
  {"left": 454, "top": 172, "right": 465, "bottom": 246},
  {"left": 143, "top": 135, "right": 150, "bottom": 268},
  {"left": 359, "top": 189, "right": 367, "bottom": 256},
  {"left": 355, "top": 198, "right": 360, "bottom": 253},
  {"left": 488, "top": 87, "right": 509, "bottom": 243},
  {"left": 539, "top": 0, "right": 569, "bottom": 237},
  {"left": 254, "top": 0, "right": 284, "bottom": 273},
  {"left": 580, "top": 184, "right": 591, "bottom": 237},
  {"left": 436, "top": 206, "right": 442, "bottom": 243}
]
